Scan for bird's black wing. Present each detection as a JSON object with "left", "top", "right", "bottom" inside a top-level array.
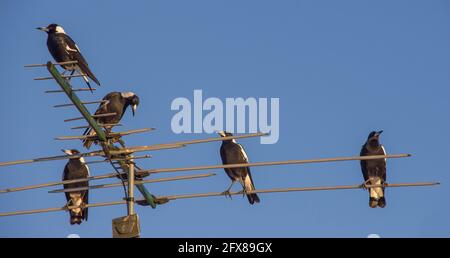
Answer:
[
  {"left": 236, "top": 143, "right": 260, "bottom": 204},
  {"left": 237, "top": 143, "right": 252, "bottom": 178},
  {"left": 83, "top": 188, "right": 89, "bottom": 221},
  {"left": 94, "top": 92, "right": 116, "bottom": 115},
  {"left": 81, "top": 164, "right": 89, "bottom": 221},
  {"left": 64, "top": 34, "right": 100, "bottom": 86},
  {"left": 62, "top": 164, "right": 71, "bottom": 204},
  {"left": 360, "top": 144, "right": 369, "bottom": 181},
  {"left": 381, "top": 145, "right": 387, "bottom": 182},
  {"left": 220, "top": 144, "right": 236, "bottom": 181},
  {"left": 82, "top": 92, "right": 115, "bottom": 136}
]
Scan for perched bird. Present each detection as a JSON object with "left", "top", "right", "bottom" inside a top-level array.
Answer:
[
  {"left": 218, "top": 131, "right": 260, "bottom": 205},
  {"left": 36, "top": 23, "right": 100, "bottom": 92},
  {"left": 360, "top": 130, "right": 387, "bottom": 208},
  {"left": 83, "top": 92, "right": 140, "bottom": 148},
  {"left": 62, "top": 149, "right": 90, "bottom": 225}
]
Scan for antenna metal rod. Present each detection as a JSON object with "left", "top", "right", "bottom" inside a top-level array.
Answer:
[
  {"left": 55, "top": 128, "right": 153, "bottom": 140},
  {"left": 157, "top": 182, "right": 440, "bottom": 201},
  {"left": 25, "top": 61, "right": 78, "bottom": 67},
  {"left": 64, "top": 112, "right": 117, "bottom": 122},
  {"left": 0, "top": 200, "right": 126, "bottom": 217},
  {"left": 45, "top": 88, "right": 96, "bottom": 93},
  {"left": 127, "top": 156, "right": 135, "bottom": 215},
  {"left": 71, "top": 123, "right": 122, "bottom": 130},
  {"left": 137, "top": 154, "right": 411, "bottom": 175},
  {"left": 115, "top": 133, "right": 268, "bottom": 153},
  {"left": 85, "top": 155, "right": 152, "bottom": 165},
  {"left": 48, "top": 173, "right": 217, "bottom": 193},
  {"left": 0, "top": 154, "right": 411, "bottom": 194},
  {"left": 54, "top": 100, "right": 107, "bottom": 108},
  {"left": 58, "top": 128, "right": 153, "bottom": 139},
  {"left": 0, "top": 172, "right": 119, "bottom": 194},
  {"left": 34, "top": 74, "right": 87, "bottom": 81},
  {"left": 165, "top": 132, "right": 268, "bottom": 146},
  {"left": 0, "top": 182, "right": 439, "bottom": 217},
  {"left": 0, "top": 133, "right": 282, "bottom": 167}
]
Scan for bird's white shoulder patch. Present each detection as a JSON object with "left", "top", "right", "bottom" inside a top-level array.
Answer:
[
  {"left": 99, "top": 100, "right": 110, "bottom": 110},
  {"left": 237, "top": 144, "right": 249, "bottom": 162},
  {"left": 121, "top": 92, "right": 135, "bottom": 98},
  {"left": 381, "top": 145, "right": 387, "bottom": 163},
  {"left": 86, "top": 164, "right": 90, "bottom": 176},
  {"left": 55, "top": 26, "right": 66, "bottom": 34},
  {"left": 65, "top": 45, "right": 78, "bottom": 52}
]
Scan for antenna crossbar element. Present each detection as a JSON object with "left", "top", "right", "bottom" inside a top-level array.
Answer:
[
  {"left": 136, "top": 154, "right": 412, "bottom": 175},
  {"left": 0, "top": 182, "right": 439, "bottom": 217},
  {"left": 24, "top": 61, "right": 78, "bottom": 67},
  {"left": 0, "top": 143, "right": 186, "bottom": 167},
  {"left": 0, "top": 151, "right": 410, "bottom": 171},
  {"left": 54, "top": 100, "right": 107, "bottom": 108},
  {"left": 64, "top": 112, "right": 117, "bottom": 122},
  {"left": 0, "top": 154, "right": 411, "bottom": 194},
  {"left": 55, "top": 128, "right": 153, "bottom": 140},
  {"left": 115, "top": 133, "right": 269, "bottom": 154},
  {"left": 45, "top": 88, "right": 96, "bottom": 93},
  {"left": 0, "top": 133, "right": 266, "bottom": 167},
  {"left": 0, "top": 172, "right": 120, "bottom": 194},
  {"left": 155, "top": 182, "right": 441, "bottom": 202},
  {"left": 85, "top": 155, "right": 152, "bottom": 165},
  {"left": 48, "top": 173, "right": 216, "bottom": 194},
  {"left": 0, "top": 200, "right": 126, "bottom": 217},
  {"left": 71, "top": 123, "right": 122, "bottom": 130},
  {"left": 34, "top": 74, "right": 87, "bottom": 81}
]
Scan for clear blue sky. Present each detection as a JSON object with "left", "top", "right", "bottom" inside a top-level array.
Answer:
[{"left": 0, "top": 0, "right": 449, "bottom": 237}]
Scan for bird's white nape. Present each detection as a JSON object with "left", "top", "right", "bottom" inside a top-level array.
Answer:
[
  {"left": 121, "top": 92, "right": 135, "bottom": 98},
  {"left": 55, "top": 25, "right": 66, "bottom": 34}
]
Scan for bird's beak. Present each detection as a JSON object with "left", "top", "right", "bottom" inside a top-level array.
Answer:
[
  {"left": 218, "top": 131, "right": 226, "bottom": 137},
  {"left": 132, "top": 104, "right": 137, "bottom": 116},
  {"left": 377, "top": 130, "right": 383, "bottom": 136},
  {"left": 36, "top": 27, "right": 49, "bottom": 32},
  {"left": 62, "top": 149, "right": 72, "bottom": 155}
]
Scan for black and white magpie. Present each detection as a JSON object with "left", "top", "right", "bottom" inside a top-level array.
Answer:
[
  {"left": 37, "top": 24, "right": 100, "bottom": 92},
  {"left": 360, "top": 130, "right": 387, "bottom": 208},
  {"left": 62, "top": 149, "right": 90, "bottom": 225},
  {"left": 218, "top": 131, "right": 260, "bottom": 205},
  {"left": 83, "top": 92, "right": 140, "bottom": 148}
]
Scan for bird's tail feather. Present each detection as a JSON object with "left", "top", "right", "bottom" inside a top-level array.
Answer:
[
  {"left": 243, "top": 174, "right": 260, "bottom": 205},
  {"left": 83, "top": 76, "right": 93, "bottom": 93},
  {"left": 77, "top": 62, "right": 100, "bottom": 86},
  {"left": 69, "top": 196, "right": 84, "bottom": 225},
  {"left": 378, "top": 197, "right": 386, "bottom": 208}
]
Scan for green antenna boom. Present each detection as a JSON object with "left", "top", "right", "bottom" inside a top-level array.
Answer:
[{"left": 46, "top": 62, "right": 107, "bottom": 142}]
